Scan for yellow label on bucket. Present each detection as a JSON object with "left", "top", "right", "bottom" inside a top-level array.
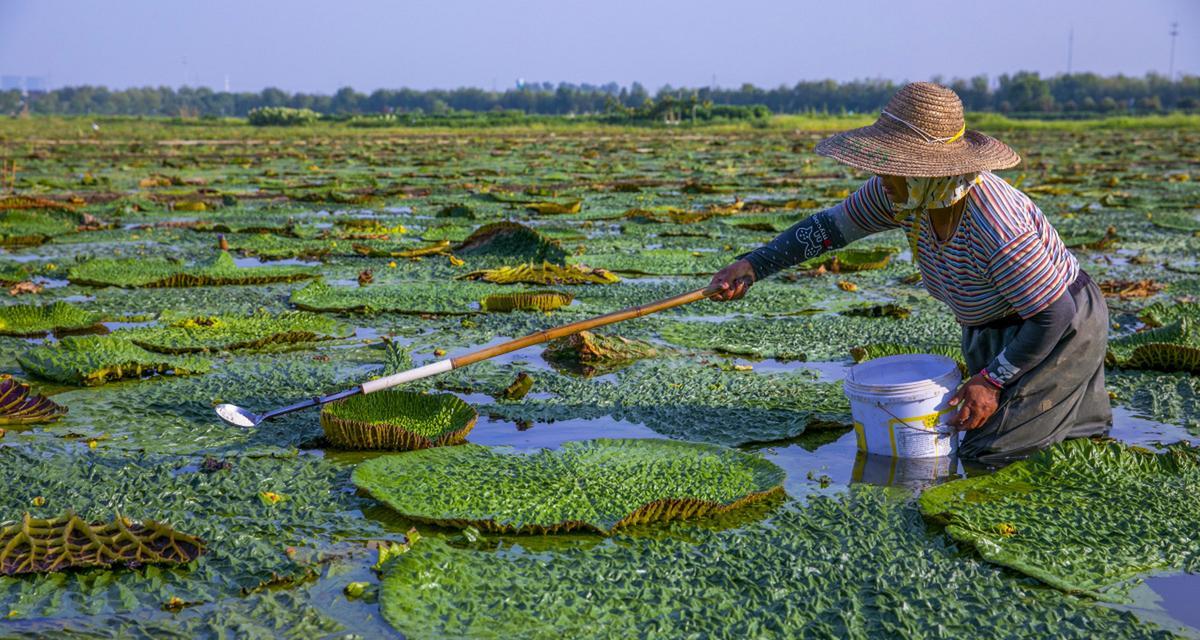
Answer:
[{"left": 886, "top": 409, "right": 952, "bottom": 456}]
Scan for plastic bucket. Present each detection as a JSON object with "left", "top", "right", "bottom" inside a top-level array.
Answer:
[{"left": 843, "top": 354, "right": 961, "bottom": 458}]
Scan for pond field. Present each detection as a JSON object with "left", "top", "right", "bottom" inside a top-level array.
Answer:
[{"left": 0, "top": 115, "right": 1198, "bottom": 638}]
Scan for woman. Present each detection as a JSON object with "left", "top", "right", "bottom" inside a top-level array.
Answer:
[{"left": 709, "top": 82, "right": 1111, "bottom": 464}]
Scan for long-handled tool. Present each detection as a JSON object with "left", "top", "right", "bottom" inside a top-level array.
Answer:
[{"left": 215, "top": 285, "right": 719, "bottom": 428}]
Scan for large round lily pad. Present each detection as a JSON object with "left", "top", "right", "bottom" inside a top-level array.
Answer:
[
  {"left": 321, "top": 390, "right": 477, "bottom": 450},
  {"left": 920, "top": 438, "right": 1200, "bottom": 599},
  {"left": 352, "top": 438, "right": 786, "bottom": 534}
]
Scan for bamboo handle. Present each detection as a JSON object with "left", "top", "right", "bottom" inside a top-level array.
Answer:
[{"left": 451, "top": 285, "right": 718, "bottom": 368}]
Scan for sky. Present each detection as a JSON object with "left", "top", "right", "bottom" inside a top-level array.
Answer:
[{"left": 1, "top": 0, "right": 1196, "bottom": 93}]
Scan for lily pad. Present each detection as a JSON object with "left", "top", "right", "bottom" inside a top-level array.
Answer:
[
  {"left": 125, "top": 311, "right": 353, "bottom": 354},
  {"left": 0, "top": 302, "right": 103, "bottom": 337},
  {"left": 320, "top": 390, "right": 477, "bottom": 450},
  {"left": 461, "top": 262, "right": 620, "bottom": 285},
  {"left": 353, "top": 438, "right": 785, "bottom": 534},
  {"left": 17, "top": 336, "right": 211, "bottom": 386},
  {"left": 0, "top": 512, "right": 204, "bottom": 575},
  {"left": 479, "top": 290, "right": 573, "bottom": 312},
  {"left": 454, "top": 221, "right": 566, "bottom": 263},
  {"left": 1107, "top": 318, "right": 1200, "bottom": 373},
  {"left": 0, "top": 375, "right": 67, "bottom": 425},
  {"left": 290, "top": 280, "right": 500, "bottom": 314},
  {"left": 799, "top": 247, "right": 896, "bottom": 272},
  {"left": 920, "top": 438, "right": 1200, "bottom": 599},
  {"left": 67, "top": 251, "right": 318, "bottom": 288},
  {"left": 542, "top": 330, "right": 659, "bottom": 375}
]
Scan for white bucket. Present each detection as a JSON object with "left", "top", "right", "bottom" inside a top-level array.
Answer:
[{"left": 843, "top": 354, "right": 961, "bottom": 458}]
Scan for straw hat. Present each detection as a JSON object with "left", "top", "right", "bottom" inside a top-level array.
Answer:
[{"left": 814, "top": 82, "right": 1020, "bottom": 177}]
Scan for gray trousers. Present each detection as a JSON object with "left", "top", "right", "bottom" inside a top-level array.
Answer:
[{"left": 958, "top": 276, "right": 1112, "bottom": 464}]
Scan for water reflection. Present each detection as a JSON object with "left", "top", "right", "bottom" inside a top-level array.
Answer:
[{"left": 850, "top": 451, "right": 960, "bottom": 490}]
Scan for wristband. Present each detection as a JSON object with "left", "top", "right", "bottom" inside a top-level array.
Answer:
[{"left": 979, "top": 368, "right": 1004, "bottom": 389}]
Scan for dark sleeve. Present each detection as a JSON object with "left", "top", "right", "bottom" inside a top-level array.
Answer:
[
  {"left": 984, "top": 291, "right": 1076, "bottom": 386},
  {"left": 739, "top": 208, "right": 847, "bottom": 280}
]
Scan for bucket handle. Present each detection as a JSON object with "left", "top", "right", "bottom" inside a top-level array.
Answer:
[{"left": 873, "top": 401, "right": 956, "bottom": 436}]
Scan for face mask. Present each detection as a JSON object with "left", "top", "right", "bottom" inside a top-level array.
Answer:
[
  {"left": 892, "top": 173, "right": 981, "bottom": 261},
  {"left": 894, "top": 173, "right": 980, "bottom": 215}
]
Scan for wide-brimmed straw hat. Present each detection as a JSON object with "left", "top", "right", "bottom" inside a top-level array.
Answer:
[{"left": 814, "top": 82, "right": 1021, "bottom": 177}]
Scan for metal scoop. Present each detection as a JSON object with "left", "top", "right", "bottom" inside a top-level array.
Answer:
[{"left": 215, "top": 286, "right": 717, "bottom": 428}]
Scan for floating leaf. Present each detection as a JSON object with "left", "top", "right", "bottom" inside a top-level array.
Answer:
[
  {"left": 850, "top": 343, "right": 966, "bottom": 373},
  {"left": 524, "top": 200, "right": 581, "bottom": 215},
  {"left": 0, "top": 302, "right": 103, "bottom": 337},
  {"left": 0, "top": 512, "right": 203, "bottom": 575},
  {"left": 453, "top": 221, "right": 566, "bottom": 262},
  {"left": 67, "top": 252, "right": 318, "bottom": 288},
  {"left": 920, "top": 439, "right": 1200, "bottom": 599},
  {"left": 290, "top": 280, "right": 500, "bottom": 315},
  {"left": 1107, "top": 318, "right": 1200, "bottom": 373},
  {"left": 461, "top": 262, "right": 619, "bottom": 285},
  {"left": 18, "top": 336, "right": 211, "bottom": 386},
  {"left": 321, "top": 390, "right": 477, "bottom": 450},
  {"left": 500, "top": 372, "right": 534, "bottom": 400},
  {"left": 479, "top": 290, "right": 573, "bottom": 312},
  {"left": 542, "top": 330, "right": 659, "bottom": 375},
  {"left": 0, "top": 375, "right": 67, "bottom": 425},
  {"left": 800, "top": 247, "right": 896, "bottom": 273},
  {"left": 125, "top": 311, "right": 353, "bottom": 354},
  {"left": 353, "top": 438, "right": 785, "bottom": 534}
]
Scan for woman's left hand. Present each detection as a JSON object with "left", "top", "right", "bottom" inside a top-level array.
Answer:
[{"left": 948, "top": 374, "right": 1001, "bottom": 430}]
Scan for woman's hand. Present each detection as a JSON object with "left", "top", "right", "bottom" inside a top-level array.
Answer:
[
  {"left": 708, "top": 259, "right": 757, "bottom": 301},
  {"left": 948, "top": 374, "right": 1001, "bottom": 430}
]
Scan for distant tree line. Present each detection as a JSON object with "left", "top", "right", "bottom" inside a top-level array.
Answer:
[{"left": 2, "top": 73, "right": 1197, "bottom": 119}]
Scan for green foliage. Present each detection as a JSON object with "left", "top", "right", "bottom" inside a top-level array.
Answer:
[
  {"left": 0, "top": 302, "right": 103, "bottom": 337},
  {"left": 0, "top": 210, "right": 80, "bottom": 246},
  {"left": 0, "top": 375, "right": 67, "bottom": 425},
  {"left": 454, "top": 221, "right": 567, "bottom": 263},
  {"left": 484, "top": 360, "right": 851, "bottom": 446},
  {"left": 1139, "top": 301, "right": 1200, "bottom": 328},
  {"left": 660, "top": 312, "right": 961, "bottom": 361},
  {"left": 480, "top": 290, "right": 573, "bottom": 312},
  {"left": 462, "top": 262, "right": 620, "bottom": 285},
  {"left": 570, "top": 249, "right": 733, "bottom": 275},
  {"left": 920, "top": 439, "right": 1200, "bottom": 599},
  {"left": 354, "top": 438, "right": 785, "bottom": 534},
  {"left": 1107, "top": 319, "right": 1200, "bottom": 373},
  {"left": 542, "top": 330, "right": 659, "bottom": 375},
  {"left": 0, "top": 449, "right": 382, "bottom": 620},
  {"left": 246, "top": 107, "right": 320, "bottom": 126},
  {"left": 17, "top": 336, "right": 211, "bottom": 386},
  {"left": 67, "top": 252, "right": 318, "bottom": 288},
  {"left": 0, "top": 512, "right": 204, "bottom": 575},
  {"left": 850, "top": 342, "right": 966, "bottom": 372},
  {"left": 320, "top": 390, "right": 477, "bottom": 450},
  {"left": 799, "top": 247, "right": 897, "bottom": 272},
  {"left": 378, "top": 486, "right": 1167, "bottom": 640},
  {"left": 290, "top": 280, "right": 502, "bottom": 314},
  {"left": 125, "top": 311, "right": 353, "bottom": 354}
]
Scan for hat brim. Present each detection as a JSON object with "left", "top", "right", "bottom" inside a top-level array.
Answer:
[{"left": 814, "top": 124, "right": 1021, "bottom": 177}]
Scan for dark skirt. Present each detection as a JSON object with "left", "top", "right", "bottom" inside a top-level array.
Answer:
[{"left": 958, "top": 272, "right": 1112, "bottom": 464}]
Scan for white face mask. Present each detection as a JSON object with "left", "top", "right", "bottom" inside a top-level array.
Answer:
[{"left": 895, "top": 173, "right": 981, "bottom": 215}]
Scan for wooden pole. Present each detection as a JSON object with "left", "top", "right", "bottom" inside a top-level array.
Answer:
[{"left": 451, "top": 285, "right": 718, "bottom": 368}]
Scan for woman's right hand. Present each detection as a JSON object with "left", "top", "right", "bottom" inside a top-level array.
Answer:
[{"left": 708, "top": 259, "right": 757, "bottom": 301}]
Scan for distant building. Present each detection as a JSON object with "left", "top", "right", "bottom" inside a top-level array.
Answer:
[
  {"left": 0, "top": 76, "right": 22, "bottom": 92},
  {"left": 24, "top": 76, "right": 47, "bottom": 95}
]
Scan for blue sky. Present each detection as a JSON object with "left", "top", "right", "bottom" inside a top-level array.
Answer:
[{"left": 1, "top": 0, "right": 1196, "bottom": 92}]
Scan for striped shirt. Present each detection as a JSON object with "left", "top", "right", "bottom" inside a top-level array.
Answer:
[{"left": 837, "top": 172, "right": 1079, "bottom": 326}]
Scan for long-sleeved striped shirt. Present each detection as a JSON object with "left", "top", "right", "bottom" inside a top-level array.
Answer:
[{"left": 839, "top": 172, "right": 1079, "bottom": 326}]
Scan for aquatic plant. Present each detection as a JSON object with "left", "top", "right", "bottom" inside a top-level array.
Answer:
[
  {"left": 246, "top": 106, "right": 319, "bottom": 126},
  {"left": 461, "top": 261, "right": 620, "bottom": 285},
  {"left": 0, "top": 512, "right": 203, "bottom": 575},
  {"left": 1107, "top": 318, "right": 1200, "bottom": 373},
  {"left": 570, "top": 249, "right": 731, "bottom": 276},
  {"left": 483, "top": 360, "right": 851, "bottom": 446},
  {"left": 321, "top": 390, "right": 477, "bottom": 450},
  {"left": 125, "top": 311, "right": 353, "bottom": 354},
  {"left": 542, "top": 330, "right": 658, "bottom": 375},
  {"left": 1138, "top": 301, "right": 1200, "bottom": 328},
  {"left": 67, "top": 251, "right": 318, "bottom": 288},
  {"left": 0, "top": 301, "right": 103, "bottom": 337},
  {"left": 500, "top": 372, "right": 534, "bottom": 400},
  {"left": 378, "top": 486, "right": 1165, "bottom": 639},
  {"left": 799, "top": 247, "right": 896, "bottom": 272},
  {"left": 290, "top": 280, "right": 500, "bottom": 314},
  {"left": 17, "top": 336, "right": 211, "bottom": 386},
  {"left": 0, "top": 375, "right": 67, "bottom": 425},
  {"left": 353, "top": 438, "right": 785, "bottom": 534},
  {"left": 454, "top": 221, "right": 567, "bottom": 262},
  {"left": 479, "top": 290, "right": 574, "bottom": 312},
  {"left": 839, "top": 302, "right": 912, "bottom": 319},
  {"left": 352, "top": 240, "right": 451, "bottom": 259},
  {"left": 920, "top": 438, "right": 1200, "bottom": 599}
]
